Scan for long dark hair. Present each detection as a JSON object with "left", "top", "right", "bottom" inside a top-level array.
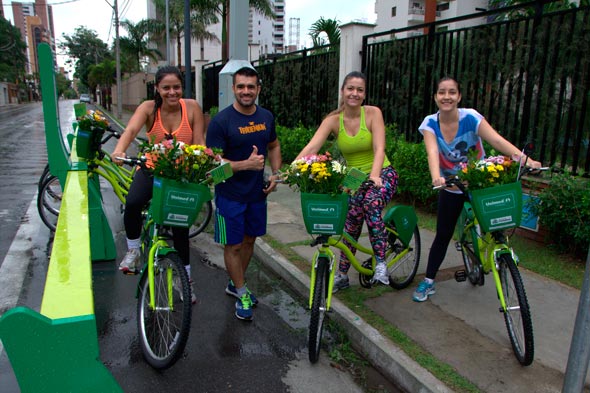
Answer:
[{"left": 153, "top": 66, "right": 183, "bottom": 117}]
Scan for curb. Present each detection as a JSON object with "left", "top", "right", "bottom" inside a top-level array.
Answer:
[{"left": 253, "top": 238, "right": 453, "bottom": 393}]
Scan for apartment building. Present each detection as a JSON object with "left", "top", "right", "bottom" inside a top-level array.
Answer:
[
  {"left": 8, "top": 0, "right": 56, "bottom": 74},
  {"left": 375, "top": 0, "right": 488, "bottom": 36}
]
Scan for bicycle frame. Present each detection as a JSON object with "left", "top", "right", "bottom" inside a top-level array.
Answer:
[
  {"left": 460, "top": 206, "right": 517, "bottom": 312},
  {"left": 309, "top": 224, "right": 410, "bottom": 310},
  {"left": 88, "top": 154, "right": 134, "bottom": 204}
]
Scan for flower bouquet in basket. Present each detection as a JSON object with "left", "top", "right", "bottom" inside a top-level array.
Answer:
[
  {"left": 140, "top": 138, "right": 224, "bottom": 228},
  {"left": 458, "top": 155, "right": 520, "bottom": 190},
  {"left": 458, "top": 154, "right": 523, "bottom": 232},
  {"left": 281, "top": 152, "right": 351, "bottom": 235},
  {"left": 75, "top": 110, "right": 110, "bottom": 158}
]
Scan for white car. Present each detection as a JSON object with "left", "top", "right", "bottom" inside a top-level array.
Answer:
[{"left": 79, "top": 94, "right": 91, "bottom": 103}]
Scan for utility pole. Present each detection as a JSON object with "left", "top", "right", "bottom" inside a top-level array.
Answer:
[
  {"left": 184, "top": 0, "right": 191, "bottom": 98},
  {"left": 114, "top": 0, "right": 122, "bottom": 119},
  {"left": 166, "top": 0, "right": 170, "bottom": 65}
]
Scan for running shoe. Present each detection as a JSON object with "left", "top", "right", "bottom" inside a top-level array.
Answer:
[
  {"left": 235, "top": 293, "right": 253, "bottom": 321},
  {"left": 372, "top": 262, "right": 390, "bottom": 285},
  {"left": 226, "top": 279, "right": 258, "bottom": 306},
  {"left": 332, "top": 273, "right": 350, "bottom": 293},
  {"left": 118, "top": 248, "right": 141, "bottom": 274},
  {"left": 412, "top": 279, "right": 436, "bottom": 302}
]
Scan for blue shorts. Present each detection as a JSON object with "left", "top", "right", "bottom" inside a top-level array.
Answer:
[{"left": 214, "top": 194, "right": 267, "bottom": 245}]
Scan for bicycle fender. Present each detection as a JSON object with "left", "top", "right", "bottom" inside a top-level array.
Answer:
[{"left": 383, "top": 205, "right": 418, "bottom": 246}]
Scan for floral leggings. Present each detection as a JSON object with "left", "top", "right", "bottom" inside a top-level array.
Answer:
[{"left": 339, "top": 165, "right": 399, "bottom": 273}]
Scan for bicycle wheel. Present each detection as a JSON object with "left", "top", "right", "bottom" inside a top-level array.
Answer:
[
  {"left": 37, "top": 175, "right": 62, "bottom": 231},
  {"left": 188, "top": 201, "right": 213, "bottom": 238},
  {"left": 386, "top": 226, "right": 421, "bottom": 290},
  {"left": 460, "top": 225, "right": 484, "bottom": 286},
  {"left": 137, "top": 252, "right": 192, "bottom": 369},
  {"left": 498, "top": 253, "right": 534, "bottom": 366},
  {"left": 308, "top": 256, "right": 329, "bottom": 363},
  {"left": 38, "top": 163, "right": 51, "bottom": 191}
]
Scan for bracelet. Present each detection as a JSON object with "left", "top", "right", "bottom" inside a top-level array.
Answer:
[{"left": 272, "top": 170, "right": 280, "bottom": 176}]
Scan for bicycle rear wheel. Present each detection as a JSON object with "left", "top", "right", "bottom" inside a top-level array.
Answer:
[
  {"left": 137, "top": 252, "right": 192, "bottom": 369},
  {"left": 386, "top": 226, "right": 421, "bottom": 290},
  {"left": 188, "top": 201, "right": 213, "bottom": 238},
  {"left": 498, "top": 253, "right": 534, "bottom": 366},
  {"left": 308, "top": 256, "right": 329, "bottom": 363},
  {"left": 37, "top": 174, "right": 62, "bottom": 231}
]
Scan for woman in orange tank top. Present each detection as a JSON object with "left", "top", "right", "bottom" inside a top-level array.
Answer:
[{"left": 111, "top": 66, "right": 205, "bottom": 304}]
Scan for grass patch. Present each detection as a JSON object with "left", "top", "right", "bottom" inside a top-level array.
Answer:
[{"left": 336, "top": 287, "right": 480, "bottom": 393}]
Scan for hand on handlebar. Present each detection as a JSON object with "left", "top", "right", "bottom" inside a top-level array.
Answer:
[{"left": 111, "top": 151, "right": 126, "bottom": 165}]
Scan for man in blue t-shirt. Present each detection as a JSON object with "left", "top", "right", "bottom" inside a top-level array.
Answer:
[{"left": 206, "top": 66, "right": 282, "bottom": 321}]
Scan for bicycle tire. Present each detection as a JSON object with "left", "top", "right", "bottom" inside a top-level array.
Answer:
[
  {"left": 387, "top": 226, "right": 421, "bottom": 290},
  {"left": 37, "top": 175, "right": 62, "bottom": 232},
  {"left": 38, "top": 163, "right": 51, "bottom": 192},
  {"left": 137, "top": 252, "right": 192, "bottom": 369},
  {"left": 188, "top": 201, "right": 213, "bottom": 238},
  {"left": 308, "top": 256, "right": 329, "bottom": 363},
  {"left": 498, "top": 253, "right": 534, "bottom": 366},
  {"left": 460, "top": 223, "right": 484, "bottom": 286}
]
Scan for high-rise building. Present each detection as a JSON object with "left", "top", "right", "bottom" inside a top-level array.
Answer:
[
  {"left": 374, "top": 0, "right": 488, "bottom": 37},
  {"left": 10, "top": 0, "right": 56, "bottom": 74}
]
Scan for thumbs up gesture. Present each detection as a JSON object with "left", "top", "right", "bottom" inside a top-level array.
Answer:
[{"left": 247, "top": 145, "right": 265, "bottom": 170}]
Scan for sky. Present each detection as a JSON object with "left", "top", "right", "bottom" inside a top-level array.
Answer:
[{"left": 2, "top": 0, "right": 376, "bottom": 71}]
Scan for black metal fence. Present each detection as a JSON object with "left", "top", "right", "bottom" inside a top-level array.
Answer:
[
  {"left": 363, "top": 1, "right": 590, "bottom": 176},
  {"left": 202, "top": 45, "right": 340, "bottom": 128}
]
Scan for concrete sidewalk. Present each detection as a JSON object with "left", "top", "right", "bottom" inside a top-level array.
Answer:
[
  {"left": 104, "top": 106, "right": 587, "bottom": 392},
  {"left": 257, "top": 184, "right": 588, "bottom": 393}
]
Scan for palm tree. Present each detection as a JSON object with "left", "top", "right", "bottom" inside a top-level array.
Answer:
[
  {"left": 308, "top": 17, "right": 340, "bottom": 47},
  {"left": 153, "top": 0, "right": 219, "bottom": 66},
  {"left": 119, "top": 19, "right": 164, "bottom": 72}
]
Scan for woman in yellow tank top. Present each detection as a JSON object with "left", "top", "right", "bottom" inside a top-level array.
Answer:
[
  {"left": 295, "top": 71, "right": 399, "bottom": 291},
  {"left": 111, "top": 66, "right": 205, "bottom": 304}
]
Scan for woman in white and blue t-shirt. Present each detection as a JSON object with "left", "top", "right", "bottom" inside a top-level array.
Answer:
[{"left": 413, "top": 76, "right": 542, "bottom": 302}]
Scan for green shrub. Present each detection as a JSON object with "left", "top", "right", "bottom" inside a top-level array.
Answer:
[
  {"left": 530, "top": 172, "right": 590, "bottom": 257},
  {"left": 276, "top": 123, "right": 337, "bottom": 165},
  {"left": 387, "top": 128, "right": 437, "bottom": 208}
]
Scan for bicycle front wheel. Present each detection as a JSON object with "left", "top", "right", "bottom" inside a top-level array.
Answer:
[
  {"left": 308, "top": 256, "right": 329, "bottom": 363},
  {"left": 188, "top": 201, "right": 213, "bottom": 238},
  {"left": 498, "top": 253, "right": 534, "bottom": 366},
  {"left": 37, "top": 174, "right": 62, "bottom": 231},
  {"left": 387, "top": 226, "right": 421, "bottom": 290},
  {"left": 137, "top": 252, "right": 192, "bottom": 369},
  {"left": 460, "top": 225, "right": 484, "bottom": 286}
]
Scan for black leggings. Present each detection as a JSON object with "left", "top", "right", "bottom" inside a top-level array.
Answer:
[
  {"left": 425, "top": 190, "right": 465, "bottom": 279},
  {"left": 124, "top": 168, "right": 190, "bottom": 266}
]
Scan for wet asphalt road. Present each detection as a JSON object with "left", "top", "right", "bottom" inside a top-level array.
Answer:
[{"left": 0, "top": 100, "right": 385, "bottom": 392}]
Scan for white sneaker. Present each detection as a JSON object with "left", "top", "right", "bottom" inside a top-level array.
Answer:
[
  {"left": 372, "top": 263, "right": 390, "bottom": 285},
  {"left": 119, "top": 248, "right": 141, "bottom": 274},
  {"left": 174, "top": 277, "right": 197, "bottom": 305}
]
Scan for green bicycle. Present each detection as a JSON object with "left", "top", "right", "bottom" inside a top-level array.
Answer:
[
  {"left": 442, "top": 164, "right": 548, "bottom": 366},
  {"left": 120, "top": 156, "right": 232, "bottom": 369},
  {"left": 37, "top": 126, "right": 213, "bottom": 237},
  {"left": 302, "top": 178, "right": 421, "bottom": 363}
]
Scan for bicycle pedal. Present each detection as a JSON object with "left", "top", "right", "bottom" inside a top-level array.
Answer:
[
  {"left": 455, "top": 242, "right": 462, "bottom": 252},
  {"left": 454, "top": 270, "right": 466, "bottom": 282}
]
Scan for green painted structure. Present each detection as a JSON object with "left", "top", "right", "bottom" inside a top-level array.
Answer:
[{"left": 0, "top": 43, "right": 122, "bottom": 392}]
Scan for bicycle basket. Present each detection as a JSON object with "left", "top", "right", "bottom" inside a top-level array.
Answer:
[
  {"left": 469, "top": 181, "right": 523, "bottom": 232},
  {"left": 300, "top": 192, "right": 348, "bottom": 235},
  {"left": 151, "top": 177, "right": 212, "bottom": 228},
  {"left": 75, "top": 127, "right": 105, "bottom": 159}
]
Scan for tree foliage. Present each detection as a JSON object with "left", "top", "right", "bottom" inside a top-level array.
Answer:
[
  {"left": 0, "top": 16, "right": 27, "bottom": 83},
  {"left": 59, "top": 26, "right": 111, "bottom": 88},
  {"left": 309, "top": 17, "right": 341, "bottom": 47},
  {"left": 153, "top": 0, "right": 219, "bottom": 66},
  {"left": 119, "top": 18, "right": 164, "bottom": 72}
]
